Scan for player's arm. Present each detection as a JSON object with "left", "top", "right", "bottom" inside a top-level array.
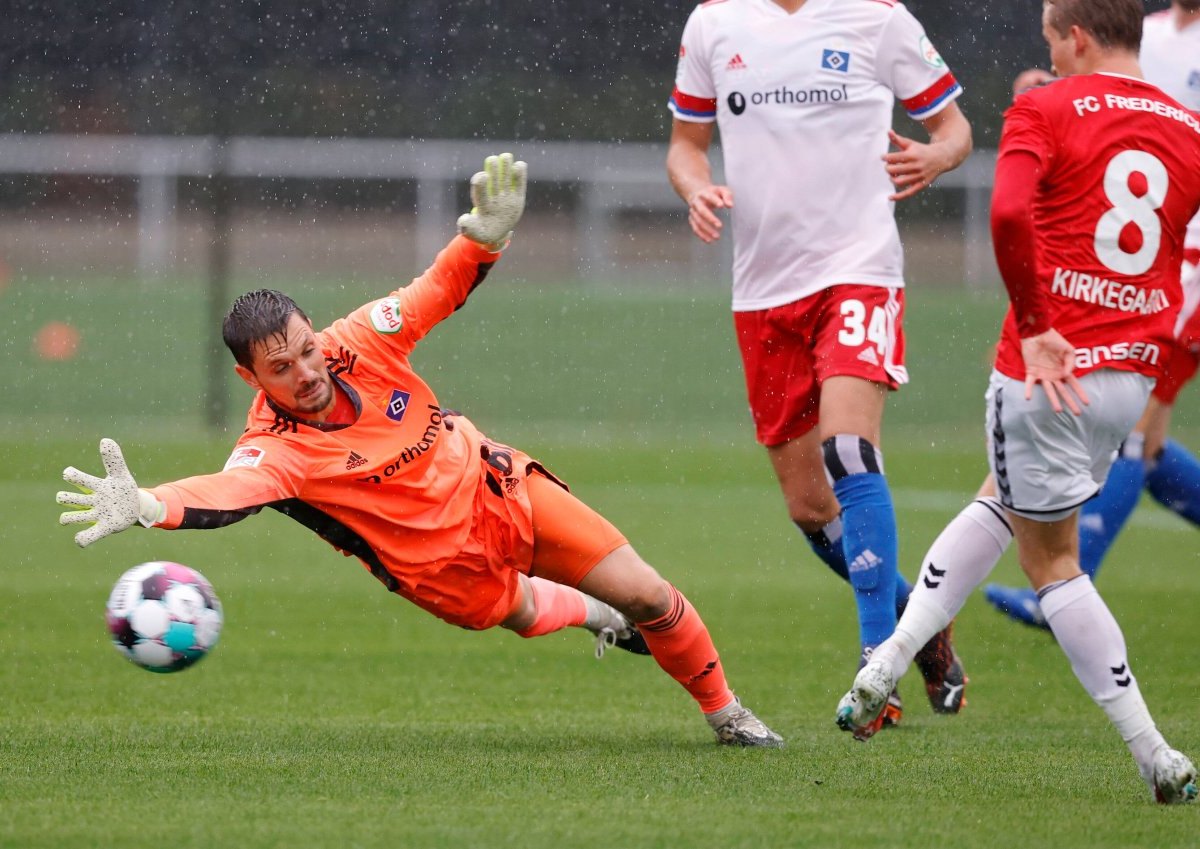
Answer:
[
  {"left": 57, "top": 438, "right": 301, "bottom": 547},
  {"left": 991, "top": 149, "right": 1088, "bottom": 415},
  {"left": 339, "top": 154, "right": 526, "bottom": 351},
  {"left": 886, "top": 101, "right": 973, "bottom": 202},
  {"left": 1012, "top": 69, "right": 1056, "bottom": 100},
  {"left": 667, "top": 118, "right": 733, "bottom": 244}
]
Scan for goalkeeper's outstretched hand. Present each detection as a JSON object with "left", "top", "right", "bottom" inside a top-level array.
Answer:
[
  {"left": 456, "top": 152, "right": 527, "bottom": 252},
  {"left": 57, "top": 438, "right": 164, "bottom": 548}
]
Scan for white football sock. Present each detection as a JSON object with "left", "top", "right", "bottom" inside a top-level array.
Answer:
[
  {"left": 873, "top": 497, "right": 1013, "bottom": 680},
  {"left": 1040, "top": 575, "right": 1166, "bottom": 780}
]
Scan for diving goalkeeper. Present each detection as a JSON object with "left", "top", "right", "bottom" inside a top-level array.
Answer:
[{"left": 55, "top": 154, "right": 782, "bottom": 748}]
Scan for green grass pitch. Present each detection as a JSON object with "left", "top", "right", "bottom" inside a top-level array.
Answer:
[{"left": 2, "top": 275, "right": 1198, "bottom": 847}]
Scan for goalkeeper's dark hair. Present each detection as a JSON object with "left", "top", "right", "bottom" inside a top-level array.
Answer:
[
  {"left": 1044, "top": 0, "right": 1142, "bottom": 52},
  {"left": 222, "top": 289, "right": 311, "bottom": 370}
]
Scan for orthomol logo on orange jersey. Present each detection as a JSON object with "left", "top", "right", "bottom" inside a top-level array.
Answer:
[
  {"left": 357, "top": 405, "right": 445, "bottom": 482},
  {"left": 369, "top": 297, "right": 403, "bottom": 334}
]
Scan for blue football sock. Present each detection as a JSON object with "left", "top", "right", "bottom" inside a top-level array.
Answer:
[
  {"left": 824, "top": 435, "right": 899, "bottom": 650},
  {"left": 1079, "top": 445, "right": 1146, "bottom": 579},
  {"left": 1145, "top": 439, "right": 1200, "bottom": 526},
  {"left": 799, "top": 517, "right": 911, "bottom": 617},
  {"left": 799, "top": 516, "right": 849, "bottom": 581}
]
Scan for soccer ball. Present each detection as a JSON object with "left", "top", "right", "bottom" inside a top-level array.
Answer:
[{"left": 105, "top": 561, "right": 223, "bottom": 673}]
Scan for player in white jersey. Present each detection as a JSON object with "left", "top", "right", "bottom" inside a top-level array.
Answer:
[
  {"left": 985, "top": 0, "right": 1200, "bottom": 629},
  {"left": 666, "top": 0, "right": 973, "bottom": 737},
  {"left": 837, "top": 0, "right": 1200, "bottom": 804}
]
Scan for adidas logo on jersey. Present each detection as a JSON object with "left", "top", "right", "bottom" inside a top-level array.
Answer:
[
  {"left": 726, "top": 53, "right": 747, "bottom": 71},
  {"left": 856, "top": 347, "right": 880, "bottom": 366},
  {"left": 346, "top": 451, "right": 368, "bottom": 470}
]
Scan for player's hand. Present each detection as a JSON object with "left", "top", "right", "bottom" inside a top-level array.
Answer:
[
  {"left": 883, "top": 129, "right": 953, "bottom": 201},
  {"left": 1012, "top": 68, "right": 1055, "bottom": 100},
  {"left": 57, "top": 438, "right": 164, "bottom": 547},
  {"left": 1020, "top": 330, "right": 1090, "bottom": 416},
  {"left": 686, "top": 185, "right": 734, "bottom": 243},
  {"left": 456, "top": 153, "right": 527, "bottom": 252}
]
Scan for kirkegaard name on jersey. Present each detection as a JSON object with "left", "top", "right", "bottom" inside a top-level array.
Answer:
[
  {"left": 224, "top": 446, "right": 265, "bottom": 470},
  {"left": 369, "top": 298, "right": 403, "bottom": 334},
  {"left": 1052, "top": 267, "right": 1170, "bottom": 315}
]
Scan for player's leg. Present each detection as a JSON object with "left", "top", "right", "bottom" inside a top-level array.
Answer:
[
  {"left": 817, "top": 376, "right": 900, "bottom": 655},
  {"left": 987, "top": 359, "right": 1199, "bottom": 628},
  {"left": 834, "top": 476, "right": 1009, "bottom": 737},
  {"left": 1142, "top": 393, "right": 1200, "bottom": 526},
  {"left": 735, "top": 301, "right": 913, "bottom": 612},
  {"left": 1013, "top": 510, "right": 1196, "bottom": 803},
  {"left": 500, "top": 572, "right": 649, "bottom": 656},
  {"left": 523, "top": 472, "right": 782, "bottom": 746},
  {"left": 985, "top": 426, "right": 1147, "bottom": 630},
  {"left": 766, "top": 431, "right": 913, "bottom": 615},
  {"left": 1146, "top": 436, "right": 1200, "bottom": 524},
  {"left": 1144, "top": 286, "right": 1200, "bottom": 523},
  {"left": 1001, "top": 369, "right": 1192, "bottom": 802}
]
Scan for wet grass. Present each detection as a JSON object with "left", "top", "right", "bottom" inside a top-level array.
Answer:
[{"left": 2, "top": 279, "right": 1198, "bottom": 846}]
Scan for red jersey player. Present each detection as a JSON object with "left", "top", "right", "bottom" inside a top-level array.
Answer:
[
  {"left": 837, "top": 0, "right": 1200, "bottom": 804},
  {"left": 986, "top": 0, "right": 1200, "bottom": 629},
  {"left": 56, "top": 154, "right": 783, "bottom": 748}
]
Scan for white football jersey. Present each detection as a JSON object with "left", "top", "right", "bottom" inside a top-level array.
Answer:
[
  {"left": 669, "top": 0, "right": 962, "bottom": 311},
  {"left": 1141, "top": 11, "right": 1200, "bottom": 252}
]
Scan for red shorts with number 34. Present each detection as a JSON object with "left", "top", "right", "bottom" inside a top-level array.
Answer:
[{"left": 734, "top": 284, "right": 908, "bottom": 446}]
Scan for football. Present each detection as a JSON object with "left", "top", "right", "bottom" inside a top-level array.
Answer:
[{"left": 105, "top": 561, "right": 223, "bottom": 673}]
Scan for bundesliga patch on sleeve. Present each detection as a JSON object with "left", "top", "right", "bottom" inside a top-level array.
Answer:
[
  {"left": 369, "top": 298, "right": 404, "bottom": 334},
  {"left": 919, "top": 36, "right": 946, "bottom": 69},
  {"left": 223, "top": 446, "right": 266, "bottom": 471}
]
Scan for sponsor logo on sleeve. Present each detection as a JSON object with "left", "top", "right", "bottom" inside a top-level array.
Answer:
[
  {"left": 920, "top": 36, "right": 946, "bottom": 69},
  {"left": 386, "top": 388, "right": 411, "bottom": 423},
  {"left": 369, "top": 298, "right": 403, "bottom": 334},
  {"left": 821, "top": 49, "right": 850, "bottom": 73},
  {"left": 224, "top": 446, "right": 265, "bottom": 470}
]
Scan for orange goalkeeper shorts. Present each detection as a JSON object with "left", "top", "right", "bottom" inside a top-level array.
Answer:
[{"left": 398, "top": 439, "right": 626, "bottom": 631}]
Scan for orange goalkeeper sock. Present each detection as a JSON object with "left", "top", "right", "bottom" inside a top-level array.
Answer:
[
  {"left": 638, "top": 584, "right": 735, "bottom": 714},
  {"left": 515, "top": 577, "right": 589, "bottom": 638}
]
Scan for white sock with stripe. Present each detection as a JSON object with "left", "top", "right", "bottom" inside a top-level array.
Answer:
[
  {"left": 1040, "top": 575, "right": 1165, "bottom": 781},
  {"left": 873, "top": 496, "right": 1013, "bottom": 680}
]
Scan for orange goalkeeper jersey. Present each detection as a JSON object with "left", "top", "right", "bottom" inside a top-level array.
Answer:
[{"left": 148, "top": 236, "right": 511, "bottom": 593}]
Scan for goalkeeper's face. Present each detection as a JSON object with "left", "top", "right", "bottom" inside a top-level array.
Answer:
[{"left": 234, "top": 313, "right": 335, "bottom": 419}]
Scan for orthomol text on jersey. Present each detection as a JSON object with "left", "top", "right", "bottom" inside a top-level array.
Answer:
[
  {"left": 355, "top": 405, "right": 445, "bottom": 483},
  {"left": 727, "top": 85, "right": 850, "bottom": 116}
]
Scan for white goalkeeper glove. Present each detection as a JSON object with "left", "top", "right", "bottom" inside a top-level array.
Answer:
[
  {"left": 456, "top": 152, "right": 527, "bottom": 252},
  {"left": 56, "top": 438, "right": 166, "bottom": 548}
]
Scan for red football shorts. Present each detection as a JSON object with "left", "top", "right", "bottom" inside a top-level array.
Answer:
[
  {"left": 400, "top": 441, "right": 626, "bottom": 631},
  {"left": 1152, "top": 261, "right": 1200, "bottom": 405},
  {"left": 734, "top": 284, "right": 908, "bottom": 446}
]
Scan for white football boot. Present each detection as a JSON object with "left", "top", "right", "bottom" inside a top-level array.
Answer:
[{"left": 835, "top": 659, "right": 894, "bottom": 741}]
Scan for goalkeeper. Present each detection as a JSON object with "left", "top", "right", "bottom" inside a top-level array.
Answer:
[{"left": 55, "top": 154, "right": 782, "bottom": 748}]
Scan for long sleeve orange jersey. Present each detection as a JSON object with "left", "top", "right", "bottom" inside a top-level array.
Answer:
[{"left": 147, "top": 236, "right": 506, "bottom": 593}]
